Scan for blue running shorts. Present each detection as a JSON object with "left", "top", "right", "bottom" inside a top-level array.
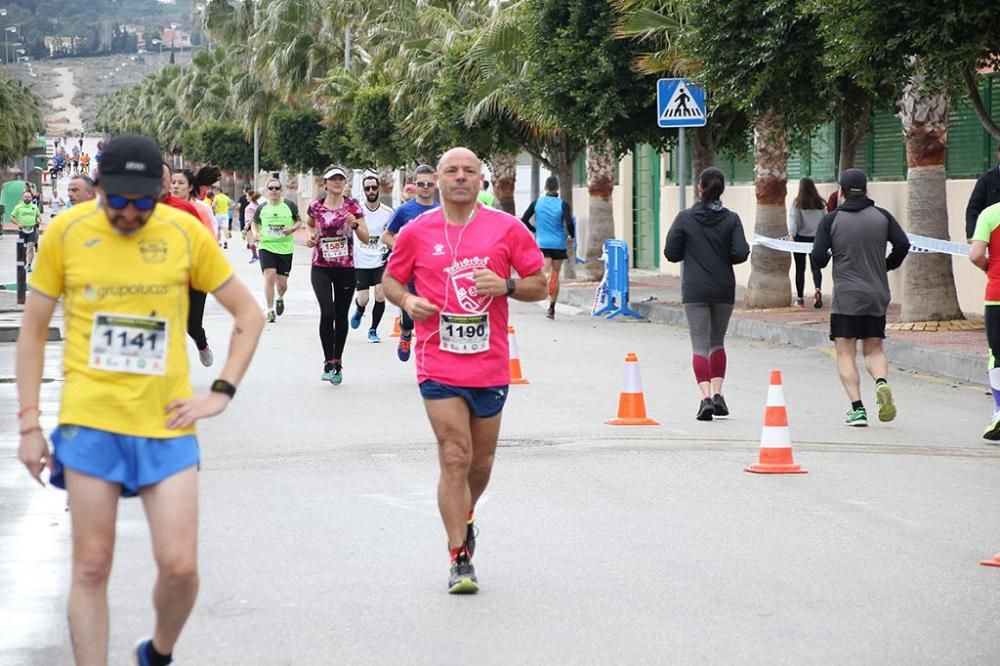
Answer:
[
  {"left": 419, "top": 380, "right": 509, "bottom": 418},
  {"left": 50, "top": 425, "right": 200, "bottom": 498}
]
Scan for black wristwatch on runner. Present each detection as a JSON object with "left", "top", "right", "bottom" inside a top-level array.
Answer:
[
  {"left": 505, "top": 278, "right": 516, "bottom": 297},
  {"left": 210, "top": 379, "right": 237, "bottom": 399}
]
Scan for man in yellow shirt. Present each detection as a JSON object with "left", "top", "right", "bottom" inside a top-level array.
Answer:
[
  {"left": 15, "top": 135, "right": 265, "bottom": 666},
  {"left": 211, "top": 186, "right": 232, "bottom": 249}
]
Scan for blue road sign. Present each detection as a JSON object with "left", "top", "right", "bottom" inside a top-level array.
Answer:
[{"left": 657, "top": 79, "right": 707, "bottom": 128}]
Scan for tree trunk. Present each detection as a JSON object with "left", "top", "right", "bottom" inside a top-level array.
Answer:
[
  {"left": 839, "top": 98, "right": 871, "bottom": 172},
  {"left": 490, "top": 153, "right": 517, "bottom": 215},
  {"left": 897, "top": 62, "right": 964, "bottom": 322},
  {"left": 690, "top": 126, "right": 716, "bottom": 178},
  {"left": 583, "top": 140, "right": 616, "bottom": 281},
  {"left": 556, "top": 156, "right": 577, "bottom": 280},
  {"left": 745, "top": 111, "right": 792, "bottom": 309},
  {"left": 377, "top": 165, "right": 394, "bottom": 207}
]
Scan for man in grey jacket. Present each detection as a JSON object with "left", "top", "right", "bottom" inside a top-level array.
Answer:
[{"left": 811, "top": 169, "right": 910, "bottom": 427}]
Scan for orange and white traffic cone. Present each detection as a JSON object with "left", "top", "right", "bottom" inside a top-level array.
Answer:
[
  {"left": 745, "top": 370, "right": 807, "bottom": 474},
  {"left": 390, "top": 315, "right": 401, "bottom": 338},
  {"left": 508, "top": 326, "right": 529, "bottom": 384},
  {"left": 980, "top": 553, "right": 1000, "bottom": 567},
  {"left": 605, "top": 353, "right": 658, "bottom": 426}
]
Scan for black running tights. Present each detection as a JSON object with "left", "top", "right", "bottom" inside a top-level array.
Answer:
[
  {"left": 311, "top": 265, "right": 355, "bottom": 363},
  {"left": 187, "top": 287, "right": 208, "bottom": 350}
]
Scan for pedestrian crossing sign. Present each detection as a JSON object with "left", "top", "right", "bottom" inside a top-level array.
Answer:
[{"left": 657, "top": 78, "right": 707, "bottom": 128}]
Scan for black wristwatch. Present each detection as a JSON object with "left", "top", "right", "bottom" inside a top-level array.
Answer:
[
  {"left": 505, "top": 278, "right": 516, "bottom": 297},
  {"left": 210, "top": 379, "right": 237, "bottom": 399}
]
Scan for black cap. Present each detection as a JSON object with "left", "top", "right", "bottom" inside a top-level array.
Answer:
[
  {"left": 838, "top": 168, "right": 867, "bottom": 196},
  {"left": 96, "top": 135, "right": 163, "bottom": 197}
]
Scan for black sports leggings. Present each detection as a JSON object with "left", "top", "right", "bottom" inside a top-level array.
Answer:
[
  {"left": 187, "top": 287, "right": 208, "bottom": 351},
  {"left": 311, "top": 265, "right": 355, "bottom": 363},
  {"left": 792, "top": 234, "right": 822, "bottom": 298}
]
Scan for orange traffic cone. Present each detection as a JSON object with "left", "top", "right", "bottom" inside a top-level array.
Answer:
[
  {"left": 508, "top": 326, "right": 529, "bottom": 384},
  {"left": 390, "top": 315, "right": 401, "bottom": 338},
  {"left": 605, "top": 353, "right": 658, "bottom": 426},
  {"left": 745, "top": 370, "right": 807, "bottom": 474},
  {"left": 980, "top": 553, "right": 1000, "bottom": 567}
]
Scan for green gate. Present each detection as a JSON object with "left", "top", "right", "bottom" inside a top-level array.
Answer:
[{"left": 632, "top": 143, "right": 660, "bottom": 269}]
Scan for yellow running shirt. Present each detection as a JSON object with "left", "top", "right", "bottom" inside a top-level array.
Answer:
[
  {"left": 213, "top": 192, "right": 231, "bottom": 216},
  {"left": 29, "top": 200, "right": 234, "bottom": 437}
]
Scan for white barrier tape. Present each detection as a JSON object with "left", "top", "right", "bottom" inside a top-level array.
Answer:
[{"left": 753, "top": 233, "right": 970, "bottom": 258}]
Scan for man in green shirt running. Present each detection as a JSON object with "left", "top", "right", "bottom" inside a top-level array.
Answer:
[
  {"left": 251, "top": 176, "right": 302, "bottom": 323},
  {"left": 12, "top": 188, "right": 41, "bottom": 271}
]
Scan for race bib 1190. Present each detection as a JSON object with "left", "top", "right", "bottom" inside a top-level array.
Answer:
[{"left": 439, "top": 312, "right": 489, "bottom": 354}]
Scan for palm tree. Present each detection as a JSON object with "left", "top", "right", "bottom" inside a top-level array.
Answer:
[{"left": 897, "top": 60, "right": 963, "bottom": 321}]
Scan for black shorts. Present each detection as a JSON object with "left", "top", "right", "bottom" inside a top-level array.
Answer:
[
  {"left": 259, "top": 249, "right": 293, "bottom": 276},
  {"left": 541, "top": 248, "right": 569, "bottom": 260},
  {"left": 830, "top": 314, "right": 886, "bottom": 340},
  {"left": 355, "top": 266, "right": 385, "bottom": 290},
  {"left": 18, "top": 227, "right": 37, "bottom": 244}
]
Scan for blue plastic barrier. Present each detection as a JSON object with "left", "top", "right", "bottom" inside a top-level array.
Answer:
[{"left": 592, "top": 239, "right": 643, "bottom": 319}]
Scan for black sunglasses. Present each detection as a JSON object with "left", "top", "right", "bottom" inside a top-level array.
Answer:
[
  {"left": 363, "top": 185, "right": 379, "bottom": 192},
  {"left": 267, "top": 186, "right": 281, "bottom": 191},
  {"left": 415, "top": 181, "right": 434, "bottom": 188}
]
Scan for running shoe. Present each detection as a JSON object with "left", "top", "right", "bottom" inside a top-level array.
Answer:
[
  {"left": 875, "top": 382, "right": 896, "bottom": 422},
  {"left": 845, "top": 408, "right": 868, "bottom": 427},
  {"left": 198, "top": 346, "right": 214, "bottom": 367},
  {"left": 983, "top": 411, "right": 1000, "bottom": 442},
  {"left": 794, "top": 297, "right": 804, "bottom": 307},
  {"left": 696, "top": 397, "right": 714, "bottom": 421},
  {"left": 350, "top": 308, "right": 363, "bottom": 329},
  {"left": 223, "top": 241, "right": 228, "bottom": 249},
  {"left": 546, "top": 303, "right": 555, "bottom": 320},
  {"left": 466, "top": 522, "right": 478, "bottom": 558},
  {"left": 331, "top": 362, "right": 343, "bottom": 385},
  {"left": 814, "top": 289, "right": 823, "bottom": 309},
  {"left": 448, "top": 551, "right": 479, "bottom": 594},
  {"left": 275, "top": 298, "right": 285, "bottom": 316},
  {"left": 131, "top": 638, "right": 170, "bottom": 666},
  {"left": 249, "top": 256, "right": 258, "bottom": 264},
  {"left": 398, "top": 334, "right": 412, "bottom": 362},
  {"left": 368, "top": 329, "right": 381, "bottom": 343},
  {"left": 266, "top": 310, "right": 276, "bottom": 323},
  {"left": 712, "top": 393, "right": 729, "bottom": 417}
]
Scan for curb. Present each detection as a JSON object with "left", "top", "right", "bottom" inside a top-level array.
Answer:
[
  {"left": 0, "top": 325, "right": 61, "bottom": 342},
  {"left": 560, "top": 289, "right": 984, "bottom": 386}
]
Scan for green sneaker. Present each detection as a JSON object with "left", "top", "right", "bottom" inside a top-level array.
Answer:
[
  {"left": 875, "top": 383, "right": 896, "bottom": 422},
  {"left": 266, "top": 310, "right": 276, "bottom": 323},
  {"left": 983, "top": 412, "right": 1000, "bottom": 442},
  {"left": 845, "top": 408, "right": 868, "bottom": 427}
]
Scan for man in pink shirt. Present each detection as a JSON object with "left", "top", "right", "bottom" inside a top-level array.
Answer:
[{"left": 384, "top": 147, "right": 546, "bottom": 594}]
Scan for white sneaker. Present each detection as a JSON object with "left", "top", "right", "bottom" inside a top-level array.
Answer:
[{"left": 198, "top": 346, "right": 214, "bottom": 367}]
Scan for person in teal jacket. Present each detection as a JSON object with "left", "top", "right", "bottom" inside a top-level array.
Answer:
[{"left": 521, "top": 176, "right": 573, "bottom": 319}]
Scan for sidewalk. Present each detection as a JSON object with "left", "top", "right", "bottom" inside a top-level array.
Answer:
[{"left": 558, "top": 271, "right": 988, "bottom": 385}]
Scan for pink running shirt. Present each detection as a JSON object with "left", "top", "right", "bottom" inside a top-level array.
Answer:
[
  {"left": 386, "top": 205, "right": 544, "bottom": 387},
  {"left": 308, "top": 196, "right": 365, "bottom": 268}
]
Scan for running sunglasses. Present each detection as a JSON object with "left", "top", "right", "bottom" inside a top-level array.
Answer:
[
  {"left": 415, "top": 181, "right": 434, "bottom": 188},
  {"left": 363, "top": 185, "right": 379, "bottom": 192},
  {"left": 105, "top": 194, "right": 157, "bottom": 211},
  {"left": 267, "top": 185, "right": 282, "bottom": 191}
]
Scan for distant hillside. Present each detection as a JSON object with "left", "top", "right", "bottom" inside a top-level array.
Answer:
[{"left": 2, "top": 0, "right": 191, "bottom": 60}]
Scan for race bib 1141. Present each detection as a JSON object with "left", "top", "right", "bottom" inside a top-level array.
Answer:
[{"left": 89, "top": 313, "right": 168, "bottom": 376}]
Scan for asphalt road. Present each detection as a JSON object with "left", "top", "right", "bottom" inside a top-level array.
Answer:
[{"left": 2, "top": 243, "right": 1000, "bottom": 665}]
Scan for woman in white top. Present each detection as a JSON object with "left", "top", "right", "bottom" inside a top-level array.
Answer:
[{"left": 788, "top": 177, "right": 827, "bottom": 308}]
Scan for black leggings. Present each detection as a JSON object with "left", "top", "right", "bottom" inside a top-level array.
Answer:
[
  {"left": 311, "top": 265, "right": 355, "bottom": 363},
  {"left": 400, "top": 280, "right": 416, "bottom": 333},
  {"left": 792, "top": 234, "right": 822, "bottom": 298},
  {"left": 187, "top": 287, "right": 208, "bottom": 350}
]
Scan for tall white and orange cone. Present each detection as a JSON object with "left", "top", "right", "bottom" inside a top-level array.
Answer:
[
  {"left": 508, "top": 326, "right": 529, "bottom": 385},
  {"left": 390, "top": 314, "right": 402, "bottom": 338},
  {"left": 980, "top": 553, "right": 1000, "bottom": 568},
  {"left": 745, "top": 370, "right": 807, "bottom": 474},
  {"left": 606, "top": 353, "right": 658, "bottom": 426}
]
